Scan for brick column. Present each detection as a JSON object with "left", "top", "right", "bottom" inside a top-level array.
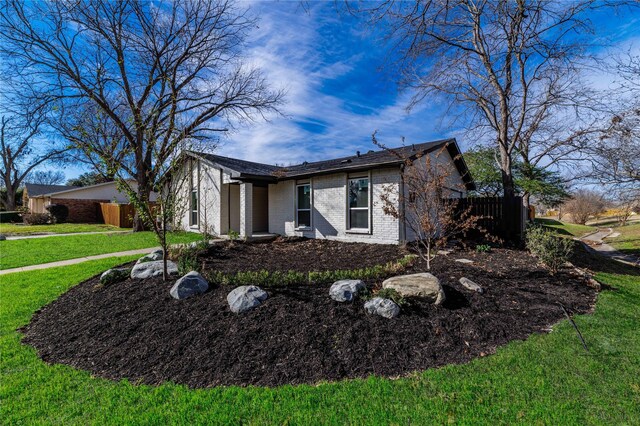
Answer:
[{"left": 239, "top": 182, "right": 253, "bottom": 238}]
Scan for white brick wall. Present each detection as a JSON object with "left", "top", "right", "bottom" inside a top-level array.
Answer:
[{"left": 268, "top": 167, "right": 402, "bottom": 244}]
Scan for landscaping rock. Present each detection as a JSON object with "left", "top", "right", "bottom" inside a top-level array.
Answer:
[
  {"left": 130, "top": 260, "right": 178, "bottom": 279},
  {"left": 382, "top": 273, "right": 445, "bottom": 304},
  {"left": 100, "top": 268, "right": 130, "bottom": 286},
  {"left": 454, "top": 258, "right": 474, "bottom": 264},
  {"left": 227, "top": 285, "right": 268, "bottom": 313},
  {"left": 329, "top": 279, "right": 366, "bottom": 302},
  {"left": 459, "top": 277, "right": 484, "bottom": 294},
  {"left": 0, "top": 234, "right": 6, "bottom": 241},
  {"left": 364, "top": 297, "right": 400, "bottom": 319},
  {"left": 170, "top": 271, "right": 209, "bottom": 300},
  {"left": 137, "top": 249, "right": 164, "bottom": 264}
]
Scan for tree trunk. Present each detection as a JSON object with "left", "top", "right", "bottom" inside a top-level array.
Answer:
[
  {"left": 522, "top": 192, "right": 532, "bottom": 222},
  {"left": 132, "top": 171, "right": 151, "bottom": 232},
  {"left": 4, "top": 185, "right": 17, "bottom": 211}
]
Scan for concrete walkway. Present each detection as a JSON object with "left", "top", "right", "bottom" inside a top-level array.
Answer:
[
  {"left": 580, "top": 228, "right": 639, "bottom": 267},
  {"left": 0, "top": 247, "right": 157, "bottom": 276},
  {"left": 3, "top": 230, "right": 131, "bottom": 240}
]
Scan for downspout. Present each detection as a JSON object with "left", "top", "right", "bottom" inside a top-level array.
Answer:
[{"left": 400, "top": 164, "right": 407, "bottom": 243}]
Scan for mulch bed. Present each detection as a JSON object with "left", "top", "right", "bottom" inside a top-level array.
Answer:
[{"left": 20, "top": 239, "right": 597, "bottom": 388}]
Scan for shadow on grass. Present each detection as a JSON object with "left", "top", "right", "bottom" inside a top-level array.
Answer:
[
  {"left": 535, "top": 218, "right": 574, "bottom": 236},
  {"left": 570, "top": 242, "right": 639, "bottom": 277}
]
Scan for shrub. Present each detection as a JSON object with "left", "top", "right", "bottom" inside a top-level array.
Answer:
[
  {"left": 525, "top": 226, "right": 573, "bottom": 273},
  {"left": 171, "top": 244, "right": 206, "bottom": 275},
  {"left": 45, "top": 204, "right": 69, "bottom": 223},
  {"left": 23, "top": 213, "right": 51, "bottom": 225},
  {"left": 374, "top": 288, "right": 406, "bottom": 306},
  {"left": 476, "top": 244, "right": 491, "bottom": 253},
  {"left": 203, "top": 255, "right": 418, "bottom": 288},
  {"left": 0, "top": 211, "right": 21, "bottom": 223}
]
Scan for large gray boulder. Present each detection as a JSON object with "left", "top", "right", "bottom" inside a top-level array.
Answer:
[
  {"left": 130, "top": 259, "right": 178, "bottom": 279},
  {"left": 100, "top": 268, "right": 130, "bottom": 285},
  {"left": 329, "top": 279, "right": 366, "bottom": 302},
  {"left": 459, "top": 277, "right": 484, "bottom": 294},
  {"left": 137, "top": 249, "right": 164, "bottom": 264},
  {"left": 0, "top": 234, "right": 6, "bottom": 241},
  {"left": 227, "top": 285, "right": 268, "bottom": 313},
  {"left": 382, "top": 272, "right": 445, "bottom": 305},
  {"left": 364, "top": 297, "right": 400, "bottom": 319},
  {"left": 170, "top": 271, "right": 209, "bottom": 300}
]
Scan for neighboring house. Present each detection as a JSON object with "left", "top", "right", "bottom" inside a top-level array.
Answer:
[
  {"left": 24, "top": 181, "right": 157, "bottom": 223},
  {"left": 174, "top": 139, "right": 475, "bottom": 244}
]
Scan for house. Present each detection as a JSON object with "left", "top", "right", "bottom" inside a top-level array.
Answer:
[
  {"left": 24, "top": 181, "right": 157, "bottom": 223},
  {"left": 174, "top": 139, "right": 475, "bottom": 244}
]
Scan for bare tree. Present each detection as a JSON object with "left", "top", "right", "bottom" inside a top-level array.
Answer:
[
  {"left": 0, "top": 107, "right": 66, "bottom": 211},
  {"left": 28, "top": 170, "right": 66, "bottom": 186},
  {"left": 0, "top": 0, "right": 283, "bottom": 230},
  {"left": 563, "top": 189, "right": 606, "bottom": 225},
  {"left": 354, "top": 0, "right": 624, "bottom": 200},
  {"left": 379, "top": 144, "right": 478, "bottom": 269}
]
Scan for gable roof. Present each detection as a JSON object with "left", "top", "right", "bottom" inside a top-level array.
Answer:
[
  {"left": 25, "top": 183, "right": 78, "bottom": 197},
  {"left": 187, "top": 138, "right": 475, "bottom": 190}
]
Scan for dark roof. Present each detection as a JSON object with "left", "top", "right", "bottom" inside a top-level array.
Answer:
[
  {"left": 187, "top": 138, "right": 475, "bottom": 190},
  {"left": 25, "top": 183, "right": 78, "bottom": 197}
]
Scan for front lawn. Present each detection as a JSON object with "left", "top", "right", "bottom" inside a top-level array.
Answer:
[
  {"left": 0, "top": 231, "right": 202, "bottom": 270},
  {"left": 607, "top": 222, "right": 640, "bottom": 256},
  {"left": 0, "top": 222, "right": 125, "bottom": 236},
  {"left": 1, "top": 251, "right": 639, "bottom": 424},
  {"left": 536, "top": 218, "right": 596, "bottom": 237}
]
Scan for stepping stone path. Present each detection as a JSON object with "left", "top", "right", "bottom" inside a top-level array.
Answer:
[
  {"left": 459, "top": 277, "right": 484, "bottom": 294},
  {"left": 382, "top": 272, "right": 446, "bottom": 305},
  {"left": 227, "top": 285, "right": 268, "bottom": 313},
  {"left": 454, "top": 258, "right": 474, "bottom": 264},
  {"left": 364, "top": 297, "right": 400, "bottom": 319},
  {"left": 170, "top": 271, "right": 209, "bottom": 300},
  {"left": 329, "top": 279, "right": 366, "bottom": 302},
  {"left": 130, "top": 259, "right": 178, "bottom": 279}
]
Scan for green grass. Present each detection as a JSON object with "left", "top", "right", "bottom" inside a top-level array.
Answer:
[
  {"left": 1, "top": 255, "right": 639, "bottom": 424},
  {"left": 0, "top": 222, "right": 125, "bottom": 236},
  {"left": 607, "top": 222, "right": 640, "bottom": 256},
  {"left": 536, "top": 218, "right": 596, "bottom": 237},
  {"left": 0, "top": 231, "right": 202, "bottom": 270}
]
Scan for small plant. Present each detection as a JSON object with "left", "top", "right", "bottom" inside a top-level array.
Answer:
[
  {"left": 171, "top": 245, "right": 205, "bottom": 275},
  {"left": 526, "top": 225, "right": 573, "bottom": 273},
  {"left": 228, "top": 229, "right": 240, "bottom": 241},
  {"left": 22, "top": 213, "right": 51, "bottom": 225},
  {"left": 45, "top": 204, "right": 69, "bottom": 223},
  {"left": 374, "top": 288, "right": 406, "bottom": 306},
  {"left": 476, "top": 244, "right": 491, "bottom": 253}
]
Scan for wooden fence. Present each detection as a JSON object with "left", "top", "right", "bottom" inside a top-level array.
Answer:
[
  {"left": 99, "top": 203, "right": 135, "bottom": 228},
  {"left": 451, "top": 196, "right": 526, "bottom": 242}
]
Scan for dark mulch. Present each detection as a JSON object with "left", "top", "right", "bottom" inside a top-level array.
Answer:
[
  {"left": 20, "top": 240, "right": 597, "bottom": 388},
  {"left": 201, "top": 237, "right": 406, "bottom": 273}
]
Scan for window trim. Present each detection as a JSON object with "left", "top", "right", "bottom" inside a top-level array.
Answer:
[
  {"left": 189, "top": 160, "right": 199, "bottom": 228},
  {"left": 346, "top": 171, "right": 372, "bottom": 233},
  {"left": 295, "top": 180, "right": 312, "bottom": 230}
]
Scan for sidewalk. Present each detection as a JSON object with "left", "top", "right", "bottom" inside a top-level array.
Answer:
[
  {"left": 4, "top": 230, "right": 131, "bottom": 240},
  {"left": 580, "top": 228, "right": 639, "bottom": 267},
  {"left": 0, "top": 247, "right": 158, "bottom": 276}
]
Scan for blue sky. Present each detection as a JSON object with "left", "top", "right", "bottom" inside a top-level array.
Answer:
[{"left": 61, "top": 1, "right": 639, "bottom": 179}]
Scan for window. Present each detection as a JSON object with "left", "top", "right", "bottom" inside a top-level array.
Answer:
[
  {"left": 189, "top": 161, "right": 198, "bottom": 226},
  {"left": 348, "top": 176, "right": 369, "bottom": 229},
  {"left": 296, "top": 183, "right": 311, "bottom": 228}
]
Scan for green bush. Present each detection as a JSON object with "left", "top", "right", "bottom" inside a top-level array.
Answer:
[
  {"left": 0, "top": 211, "right": 21, "bottom": 223},
  {"left": 204, "top": 255, "right": 417, "bottom": 288},
  {"left": 374, "top": 288, "right": 406, "bottom": 306},
  {"left": 476, "top": 244, "right": 491, "bottom": 253},
  {"left": 525, "top": 226, "right": 573, "bottom": 273},
  {"left": 45, "top": 204, "right": 69, "bottom": 223},
  {"left": 22, "top": 213, "right": 51, "bottom": 225},
  {"left": 171, "top": 244, "right": 206, "bottom": 275}
]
